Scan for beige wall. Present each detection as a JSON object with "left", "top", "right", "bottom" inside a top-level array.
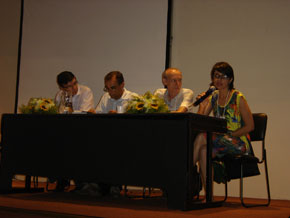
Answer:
[
  {"left": 1, "top": 0, "right": 289, "bottom": 200},
  {"left": 0, "top": 0, "right": 20, "bottom": 131},
  {"left": 171, "top": 0, "right": 290, "bottom": 200}
]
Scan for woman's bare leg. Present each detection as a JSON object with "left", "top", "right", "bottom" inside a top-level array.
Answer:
[
  {"left": 193, "top": 133, "right": 215, "bottom": 199},
  {"left": 193, "top": 133, "right": 207, "bottom": 190}
]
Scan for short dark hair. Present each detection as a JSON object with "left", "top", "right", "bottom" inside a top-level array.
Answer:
[
  {"left": 57, "top": 71, "right": 76, "bottom": 87},
  {"left": 210, "top": 62, "right": 235, "bottom": 90},
  {"left": 104, "top": 71, "right": 124, "bottom": 85}
]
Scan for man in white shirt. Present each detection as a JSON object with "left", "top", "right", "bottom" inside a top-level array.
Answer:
[
  {"left": 154, "top": 68, "right": 194, "bottom": 113},
  {"left": 153, "top": 68, "right": 196, "bottom": 198},
  {"left": 53, "top": 71, "right": 94, "bottom": 192},
  {"left": 84, "top": 71, "right": 137, "bottom": 197},
  {"left": 95, "top": 71, "right": 138, "bottom": 113},
  {"left": 55, "top": 71, "right": 94, "bottom": 113}
]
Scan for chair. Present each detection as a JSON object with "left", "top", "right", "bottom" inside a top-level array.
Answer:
[
  {"left": 0, "top": 141, "right": 42, "bottom": 193},
  {"left": 124, "top": 166, "right": 202, "bottom": 199},
  {"left": 123, "top": 185, "right": 155, "bottom": 198},
  {"left": 46, "top": 178, "right": 71, "bottom": 192},
  {"left": 214, "top": 113, "right": 271, "bottom": 207}
]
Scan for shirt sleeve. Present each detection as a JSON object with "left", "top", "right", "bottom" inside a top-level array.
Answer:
[
  {"left": 153, "top": 89, "right": 164, "bottom": 99},
  {"left": 180, "top": 89, "right": 194, "bottom": 111},
  {"left": 78, "top": 88, "right": 94, "bottom": 111},
  {"left": 54, "top": 90, "right": 62, "bottom": 106},
  {"left": 95, "top": 94, "right": 107, "bottom": 113}
]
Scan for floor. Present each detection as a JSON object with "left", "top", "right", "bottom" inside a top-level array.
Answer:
[{"left": 0, "top": 179, "right": 289, "bottom": 218}]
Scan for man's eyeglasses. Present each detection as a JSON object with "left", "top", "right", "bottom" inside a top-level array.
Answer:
[
  {"left": 213, "top": 74, "right": 229, "bottom": 80},
  {"left": 169, "top": 78, "right": 182, "bottom": 83},
  {"left": 62, "top": 80, "right": 78, "bottom": 89},
  {"left": 103, "top": 85, "right": 117, "bottom": 92}
]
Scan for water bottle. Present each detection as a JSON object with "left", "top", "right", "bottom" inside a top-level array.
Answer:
[{"left": 63, "top": 92, "right": 73, "bottom": 114}]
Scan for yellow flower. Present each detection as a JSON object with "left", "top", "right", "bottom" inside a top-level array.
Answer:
[
  {"left": 150, "top": 103, "right": 159, "bottom": 110},
  {"left": 126, "top": 91, "right": 169, "bottom": 114},
  {"left": 39, "top": 102, "right": 48, "bottom": 111},
  {"left": 136, "top": 102, "right": 144, "bottom": 110},
  {"left": 44, "top": 99, "right": 53, "bottom": 104},
  {"left": 19, "top": 97, "right": 58, "bottom": 114}
]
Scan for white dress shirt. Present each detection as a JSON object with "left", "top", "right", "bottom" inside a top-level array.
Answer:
[
  {"left": 95, "top": 88, "right": 138, "bottom": 113},
  {"left": 154, "top": 88, "right": 194, "bottom": 112},
  {"left": 55, "top": 84, "right": 94, "bottom": 112}
]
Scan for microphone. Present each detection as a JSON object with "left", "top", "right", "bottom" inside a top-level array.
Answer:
[{"left": 193, "top": 86, "right": 216, "bottom": 106}]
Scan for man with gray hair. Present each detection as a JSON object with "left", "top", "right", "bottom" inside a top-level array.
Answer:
[{"left": 154, "top": 68, "right": 194, "bottom": 112}]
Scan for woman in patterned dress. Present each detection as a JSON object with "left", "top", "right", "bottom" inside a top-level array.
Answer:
[{"left": 194, "top": 61, "right": 254, "bottom": 193}]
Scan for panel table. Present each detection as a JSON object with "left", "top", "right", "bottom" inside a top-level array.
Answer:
[{"left": 0, "top": 113, "right": 227, "bottom": 210}]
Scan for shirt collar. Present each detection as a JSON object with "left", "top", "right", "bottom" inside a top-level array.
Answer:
[
  {"left": 74, "top": 85, "right": 81, "bottom": 97},
  {"left": 108, "top": 88, "right": 127, "bottom": 101},
  {"left": 165, "top": 89, "right": 181, "bottom": 102}
]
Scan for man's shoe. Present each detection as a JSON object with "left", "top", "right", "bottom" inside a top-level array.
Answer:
[
  {"left": 75, "top": 183, "right": 102, "bottom": 197},
  {"left": 110, "top": 186, "right": 121, "bottom": 198},
  {"left": 55, "top": 179, "right": 70, "bottom": 192}
]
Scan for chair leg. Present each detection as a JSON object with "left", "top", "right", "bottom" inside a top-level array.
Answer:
[
  {"left": 123, "top": 185, "right": 128, "bottom": 197},
  {"left": 123, "top": 186, "right": 155, "bottom": 199},
  {"left": 211, "top": 180, "right": 227, "bottom": 204},
  {"left": 240, "top": 161, "right": 271, "bottom": 207},
  {"left": 32, "top": 176, "right": 38, "bottom": 188},
  {"left": 263, "top": 153, "right": 271, "bottom": 205},
  {"left": 46, "top": 178, "right": 70, "bottom": 192},
  {"left": 17, "top": 175, "right": 43, "bottom": 193},
  {"left": 124, "top": 186, "right": 159, "bottom": 199},
  {"left": 143, "top": 187, "right": 146, "bottom": 198},
  {"left": 222, "top": 181, "right": 228, "bottom": 203},
  {"left": 143, "top": 187, "right": 155, "bottom": 198},
  {"left": 25, "top": 176, "right": 31, "bottom": 190},
  {"left": 240, "top": 163, "right": 244, "bottom": 205},
  {"left": 46, "top": 178, "right": 56, "bottom": 191}
]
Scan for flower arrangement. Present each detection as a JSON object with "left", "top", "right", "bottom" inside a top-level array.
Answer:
[
  {"left": 126, "top": 91, "right": 169, "bottom": 113},
  {"left": 19, "top": 97, "right": 58, "bottom": 114}
]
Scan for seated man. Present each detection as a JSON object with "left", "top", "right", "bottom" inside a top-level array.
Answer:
[
  {"left": 154, "top": 68, "right": 194, "bottom": 112},
  {"left": 55, "top": 71, "right": 94, "bottom": 113},
  {"left": 154, "top": 68, "right": 196, "bottom": 197},
  {"left": 95, "top": 71, "right": 138, "bottom": 113},
  {"left": 82, "top": 71, "right": 138, "bottom": 197},
  {"left": 53, "top": 71, "right": 94, "bottom": 191}
]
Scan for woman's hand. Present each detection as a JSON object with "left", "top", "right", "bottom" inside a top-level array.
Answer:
[{"left": 196, "top": 92, "right": 210, "bottom": 114}]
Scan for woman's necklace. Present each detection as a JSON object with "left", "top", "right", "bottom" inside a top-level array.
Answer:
[{"left": 217, "top": 90, "right": 230, "bottom": 119}]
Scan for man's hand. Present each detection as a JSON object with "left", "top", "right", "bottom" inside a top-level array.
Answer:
[{"left": 87, "top": 109, "right": 96, "bottom": 114}]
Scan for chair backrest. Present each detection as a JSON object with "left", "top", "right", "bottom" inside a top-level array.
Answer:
[{"left": 249, "top": 113, "right": 268, "bottom": 142}]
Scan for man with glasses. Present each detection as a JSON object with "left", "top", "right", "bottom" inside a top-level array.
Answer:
[
  {"left": 94, "top": 71, "right": 138, "bottom": 113},
  {"left": 81, "top": 71, "right": 137, "bottom": 197},
  {"left": 55, "top": 71, "right": 94, "bottom": 113},
  {"left": 154, "top": 68, "right": 194, "bottom": 113},
  {"left": 52, "top": 71, "right": 95, "bottom": 192}
]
